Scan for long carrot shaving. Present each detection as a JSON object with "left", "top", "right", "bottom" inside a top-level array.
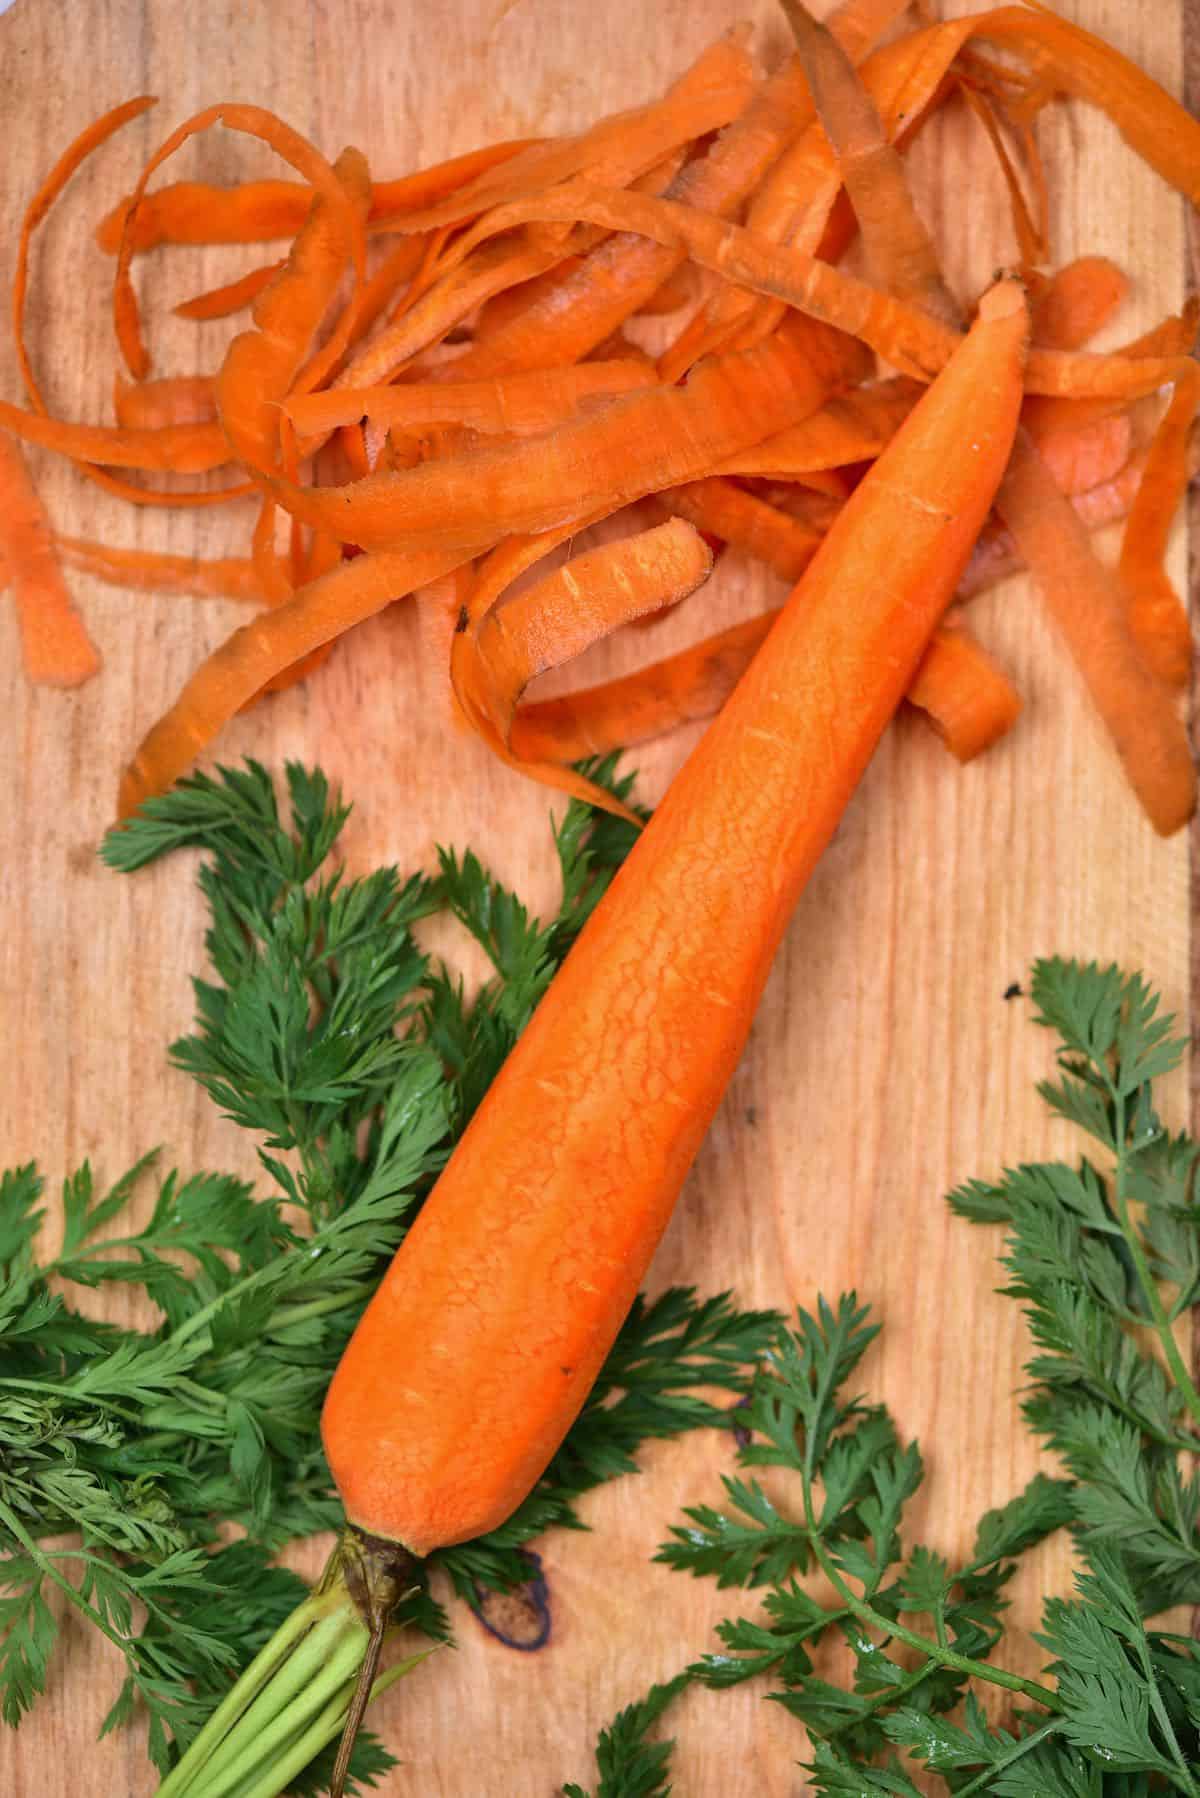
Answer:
[
  {"left": 334, "top": 231, "right": 592, "bottom": 390},
  {"left": 0, "top": 434, "right": 100, "bottom": 686},
  {"left": 0, "top": 400, "right": 230, "bottom": 472},
  {"left": 1029, "top": 256, "right": 1130, "bottom": 350},
  {"left": 977, "top": 6, "right": 1200, "bottom": 204},
  {"left": 114, "top": 104, "right": 367, "bottom": 381},
  {"left": 957, "top": 78, "right": 1046, "bottom": 266},
  {"left": 996, "top": 430, "right": 1194, "bottom": 836},
  {"left": 7, "top": 94, "right": 238, "bottom": 512},
  {"left": 284, "top": 360, "right": 656, "bottom": 441},
  {"left": 509, "top": 612, "right": 778, "bottom": 763},
  {"left": 57, "top": 537, "right": 263, "bottom": 602},
  {"left": 781, "top": 0, "right": 962, "bottom": 325},
  {"left": 271, "top": 322, "right": 869, "bottom": 553},
  {"left": 215, "top": 144, "right": 372, "bottom": 474},
  {"left": 174, "top": 261, "right": 285, "bottom": 321},
  {"left": 713, "top": 378, "right": 921, "bottom": 479},
  {"left": 96, "top": 137, "right": 542, "bottom": 253},
  {"left": 905, "top": 624, "right": 1023, "bottom": 761},
  {"left": 1116, "top": 363, "right": 1198, "bottom": 686},
  {"left": 117, "top": 543, "right": 477, "bottom": 816},
  {"left": 442, "top": 177, "right": 1185, "bottom": 401},
  {"left": 113, "top": 375, "right": 217, "bottom": 430},
  {"left": 13, "top": 96, "right": 157, "bottom": 414},
  {"left": 659, "top": 477, "right": 825, "bottom": 582}
]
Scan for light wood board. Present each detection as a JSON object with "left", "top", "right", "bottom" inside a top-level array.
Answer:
[{"left": 0, "top": 0, "right": 1193, "bottom": 1792}]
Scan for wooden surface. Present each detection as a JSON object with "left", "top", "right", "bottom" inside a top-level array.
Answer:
[{"left": 0, "top": 1, "right": 1193, "bottom": 1792}]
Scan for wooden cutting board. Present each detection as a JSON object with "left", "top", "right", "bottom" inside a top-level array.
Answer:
[{"left": 1, "top": 1, "right": 1193, "bottom": 1792}]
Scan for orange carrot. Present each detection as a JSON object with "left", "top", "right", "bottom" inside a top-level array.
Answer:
[
  {"left": 0, "top": 433, "right": 100, "bottom": 686},
  {"left": 905, "top": 624, "right": 1023, "bottom": 762},
  {"left": 321, "top": 279, "right": 1030, "bottom": 1558},
  {"left": 996, "top": 429, "right": 1195, "bottom": 835}
]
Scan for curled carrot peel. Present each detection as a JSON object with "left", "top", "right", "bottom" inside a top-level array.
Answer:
[
  {"left": 454, "top": 519, "right": 713, "bottom": 789},
  {"left": 905, "top": 625, "right": 1023, "bottom": 762},
  {"left": 0, "top": 400, "right": 229, "bottom": 473},
  {"left": 660, "top": 477, "right": 825, "bottom": 581},
  {"left": 114, "top": 104, "right": 368, "bottom": 381},
  {"left": 996, "top": 430, "right": 1195, "bottom": 837},
  {"left": 322, "top": 280, "right": 1030, "bottom": 1557},
  {"left": 1117, "top": 363, "right": 1198, "bottom": 687},
  {"left": 0, "top": 434, "right": 101, "bottom": 687}
]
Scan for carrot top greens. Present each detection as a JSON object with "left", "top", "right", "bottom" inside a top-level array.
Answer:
[
  {"left": 0, "top": 758, "right": 777, "bottom": 1784},
  {"left": 565, "top": 959, "right": 1200, "bottom": 1798}
]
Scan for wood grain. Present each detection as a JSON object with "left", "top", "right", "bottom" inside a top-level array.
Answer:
[{"left": 0, "top": 1, "right": 1192, "bottom": 1793}]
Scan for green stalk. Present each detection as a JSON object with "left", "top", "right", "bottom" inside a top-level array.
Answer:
[
  {"left": 952, "top": 1717, "right": 1063, "bottom": 1797},
  {"left": 224, "top": 1651, "right": 433, "bottom": 1798},
  {"left": 189, "top": 1622, "right": 367, "bottom": 1798},
  {"left": 797, "top": 1462, "right": 1061, "bottom": 1714},
  {"left": 155, "top": 1530, "right": 421, "bottom": 1798},
  {"left": 1110, "top": 1091, "right": 1200, "bottom": 1435},
  {"left": 155, "top": 1589, "right": 344, "bottom": 1798}
]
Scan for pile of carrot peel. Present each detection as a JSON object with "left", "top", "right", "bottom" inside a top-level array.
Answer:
[{"left": 2, "top": 0, "right": 1197, "bottom": 835}]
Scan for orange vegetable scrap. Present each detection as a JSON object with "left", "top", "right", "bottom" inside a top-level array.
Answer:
[{"left": 2, "top": 0, "right": 1194, "bottom": 837}]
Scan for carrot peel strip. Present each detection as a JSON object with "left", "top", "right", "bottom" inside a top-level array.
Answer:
[{"left": 1, "top": 434, "right": 100, "bottom": 686}]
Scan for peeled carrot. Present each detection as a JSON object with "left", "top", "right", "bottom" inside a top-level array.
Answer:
[
  {"left": 321, "top": 282, "right": 1028, "bottom": 1563},
  {"left": 0, "top": 433, "right": 101, "bottom": 686}
]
